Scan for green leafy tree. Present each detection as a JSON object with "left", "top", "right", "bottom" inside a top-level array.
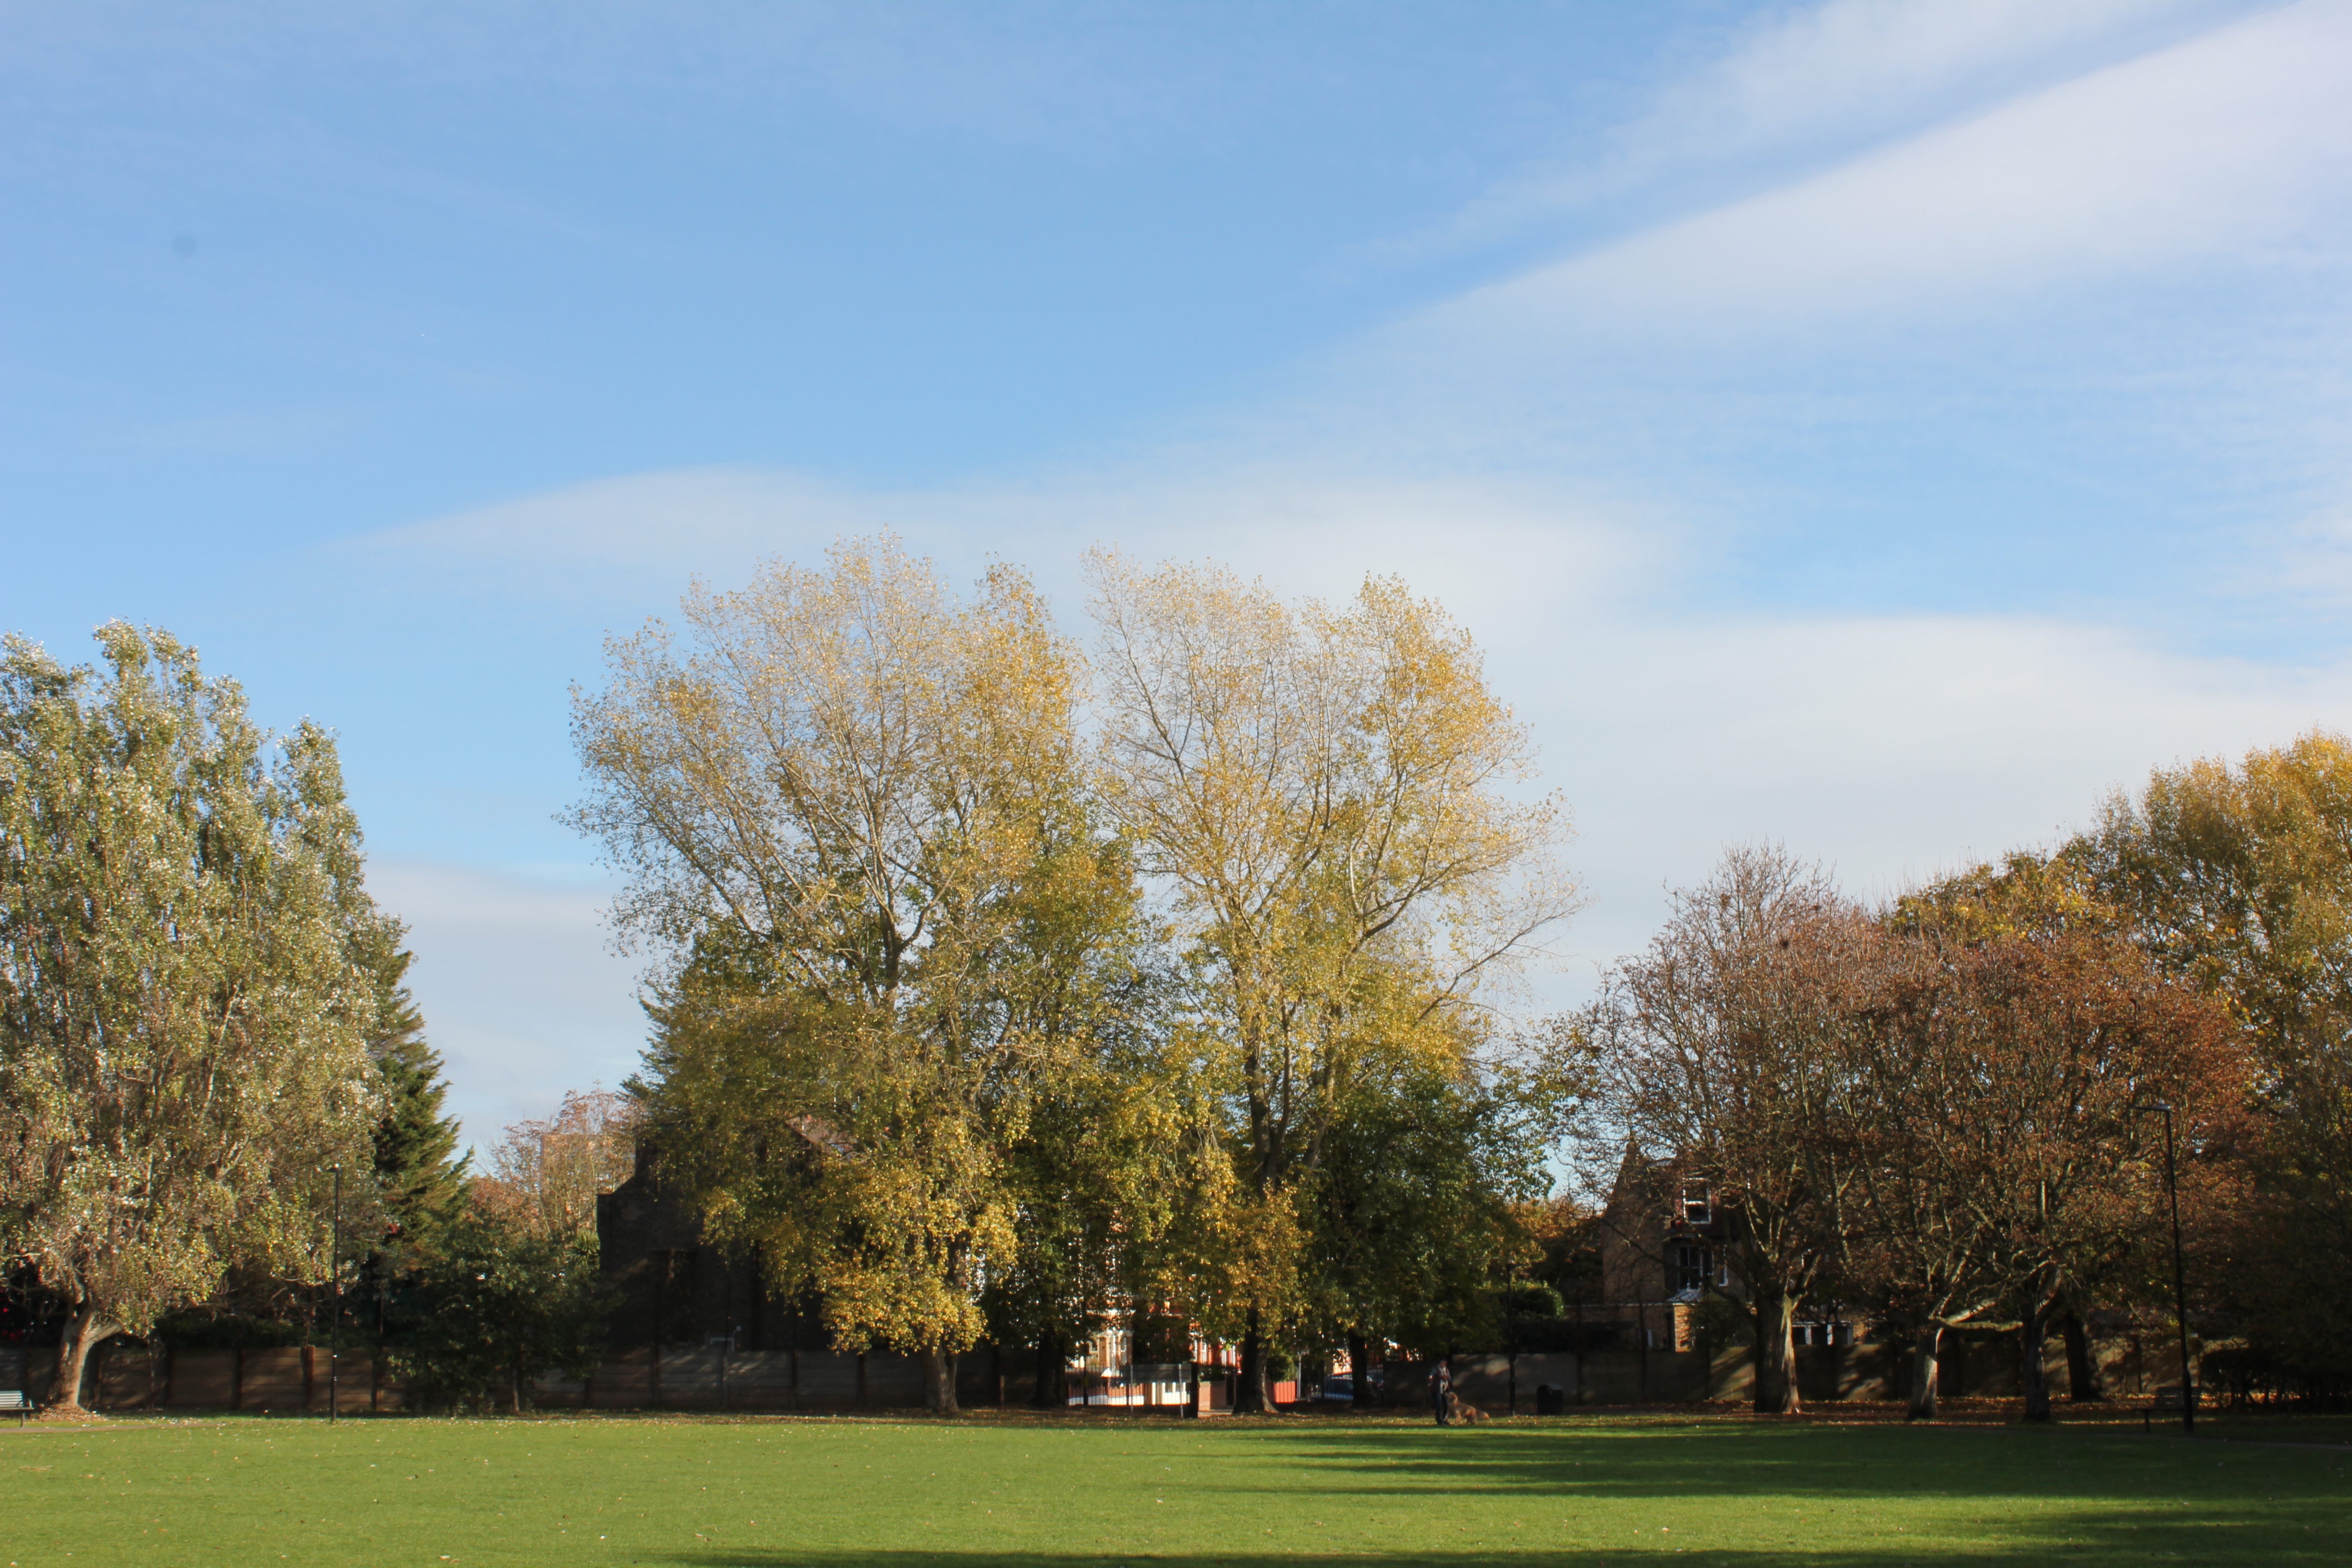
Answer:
[
  {"left": 980, "top": 956, "right": 1174, "bottom": 1407},
  {"left": 0, "top": 626, "right": 388, "bottom": 1409},
  {"left": 387, "top": 1211, "right": 604, "bottom": 1412},
  {"left": 1303, "top": 1025, "right": 1577, "bottom": 1382}
]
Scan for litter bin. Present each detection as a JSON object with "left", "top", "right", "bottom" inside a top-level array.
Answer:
[{"left": 1534, "top": 1383, "right": 1567, "bottom": 1416}]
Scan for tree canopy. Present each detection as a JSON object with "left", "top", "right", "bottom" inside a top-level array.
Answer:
[{"left": 0, "top": 625, "right": 392, "bottom": 1408}]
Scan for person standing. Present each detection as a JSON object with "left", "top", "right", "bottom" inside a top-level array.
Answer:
[{"left": 1430, "top": 1360, "right": 1453, "bottom": 1426}]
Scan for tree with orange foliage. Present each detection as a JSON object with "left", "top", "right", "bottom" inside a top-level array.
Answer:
[
  {"left": 2077, "top": 733, "right": 2352, "bottom": 1395},
  {"left": 1864, "top": 857, "right": 2252, "bottom": 1422},
  {"left": 478, "top": 1088, "right": 639, "bottom": 1239}
]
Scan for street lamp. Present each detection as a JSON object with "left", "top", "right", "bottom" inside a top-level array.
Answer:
[
  {"left": 329, "top": 1162, "right": 342, "bottom": 1428},
  {"left": 2135, "top": 1103, "right": 2195, "bottom": 1436}
]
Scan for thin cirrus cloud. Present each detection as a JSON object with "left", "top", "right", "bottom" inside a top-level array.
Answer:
[
  {"left": 1627, "top": 0, "right": 2251, "bottom": 169},
  {"left": 1304, "top": 0, "right": 2352, "bottom": 665},
  {"left": 1431, "top": 0, "right": 2352, "bottom": 336},
  {"left": 1388, "top": 0, "right": 2262, "bottom": 261}
]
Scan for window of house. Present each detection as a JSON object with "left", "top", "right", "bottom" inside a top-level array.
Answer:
[
  {"left": 1674, "top": 1244, "right": 1708, "bottom": 1293},
  {"left": 1680, "top": 1177, "right": 1711, "bottom": 1225}
]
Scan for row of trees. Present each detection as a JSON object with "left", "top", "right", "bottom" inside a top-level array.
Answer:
[
  {"left": 10, "top": 578, "right": 2344, "bottom": 1423},
  {"left": 573, "top": 539, "right": 1583, "bottom": 1412},
  {"left": 1591, "top": 734, "right": 2352, "bottom": 1420},
  {"left": 584, "top": 541, "right": 2352, "bottom": 1421},
  {"left": 0, "top": 574, "right": 1575, "bottom": 1416}
]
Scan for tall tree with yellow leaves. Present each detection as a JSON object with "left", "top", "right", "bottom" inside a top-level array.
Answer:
[
  {"left": 572, "top": 539, "right": 1138, "bottom": 1413},
  {"left": 1086, "top": 555, "right": 1574, "bottom": 1409}
]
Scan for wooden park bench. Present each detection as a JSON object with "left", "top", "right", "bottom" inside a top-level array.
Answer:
[{"left": 0, "top": 1390, "right": 29, "bottom": 1426}]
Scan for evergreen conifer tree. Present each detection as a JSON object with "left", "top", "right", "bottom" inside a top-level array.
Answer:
[{"left": 363, "top": 946, "right": 468, "bottom": 1249}]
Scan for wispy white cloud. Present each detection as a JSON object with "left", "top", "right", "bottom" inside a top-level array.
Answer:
[
  {"left": 1433, "top": 0, "right": 2352, "bottom": 336},
  {"left": 350, "top": 463, "right": 1673, "bottom": 623},
  {"left": 1391, "top": 0, "right": 2259, "bottom": 260},
  {"left": 1636, "top": 0, "right": 2240, "bottom": 165}
]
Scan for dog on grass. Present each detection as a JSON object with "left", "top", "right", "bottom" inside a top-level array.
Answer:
[{"left": 1444, "top": 1391, "right": 1491, "bottom": 1424}]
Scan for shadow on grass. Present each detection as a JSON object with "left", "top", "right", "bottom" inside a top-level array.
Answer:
[
  {"left": 641, "top": 1432, "right": 2347, "bottom": 1567},
  {"left": 1152, "top": 1420, "right": 2352, "bottom": 1505},
  {"left": 647, "top": 1514, "right": 2340, "bottom": 1568}
]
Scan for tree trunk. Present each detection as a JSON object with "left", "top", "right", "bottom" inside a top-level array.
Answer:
[
  {"left": 1347, "top": 1332, "right": 1371, "bottom": 1408},
  {"left": 511, "top": 1355, "right": 524, "bottom": 1416},
  {"left": 1234, "top": 1308, "right": 1268, "bottom": 1414},
  {"left": 923, "top": 1349, "right": 960, "bottom": 1415},
  {"left": 1907, "top": 1323, "right": 1942, "bottom": 1421},
  {"left": 2060, "top": 1311, "right": 2104, "bottom": 1401},
  {"left": 1753, "top": 1289, "right": 1801, "bottom": 1414},
  {"left": 2018, "top": 1293, "right": 2056, "bottom": 1423},
  {"left": 46, "top": 1302, "right": 114, "bottom": 1413},
  {"left": 1031, "top": 1331, "right": 1062, "bottom": 1409}
]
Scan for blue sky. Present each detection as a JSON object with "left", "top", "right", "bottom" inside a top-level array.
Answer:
[{"left": 7, "top": 0, "right": 2350, "bottom": 1150}]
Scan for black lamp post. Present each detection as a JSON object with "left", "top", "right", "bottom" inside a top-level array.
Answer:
[
  {"left": 329, "top": 1162, "right": 342, "bottom": 1428},
  {"left": 2139, "top": 1103, "right": 2194, "bottom": 1436}
]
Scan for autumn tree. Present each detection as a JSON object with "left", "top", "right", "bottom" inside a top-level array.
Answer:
[
  {"left": 1585, "top": 846, "right": 1870, "bottom": 1415},
  {"left": 1087, "top": 555, "right": 1574, "bottom": 1410},
  {"left": 1845, "top": 856, "right": 2121, "bottom": 1420},
  {"left": 479, "top": 1087, "right": 638, "bottom": 1239},
  {"left": 573, "top": 539, "right": 1138, "bottom": 1413},
  {"left": 1924, "top": 937, "right": 2234, "bottom": 1422},
  {"left": 0, "top": 627, "right": 388, "bottom": 1410},
  {"left": 1839, "top": 930, "right": 2005, "bottom": 1420},
  {"left": 1862, "top": 856, "right": 2250, "bottom": 1421},
  {"left": 2073, "top": 733, "right": 2352, "bottom": 1391}
]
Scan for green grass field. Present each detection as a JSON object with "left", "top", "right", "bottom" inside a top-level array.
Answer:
[{"left": 5, "top": 1410, "right": 2347, "bottom": 1566}]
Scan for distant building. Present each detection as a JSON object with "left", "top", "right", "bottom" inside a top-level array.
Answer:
[
  {"left": 596, "top": 1142, "right": 807, "bottom": 1349},
  {"left": 1596, "top": 1147, "right": 1857, "bottom": 1352}
]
